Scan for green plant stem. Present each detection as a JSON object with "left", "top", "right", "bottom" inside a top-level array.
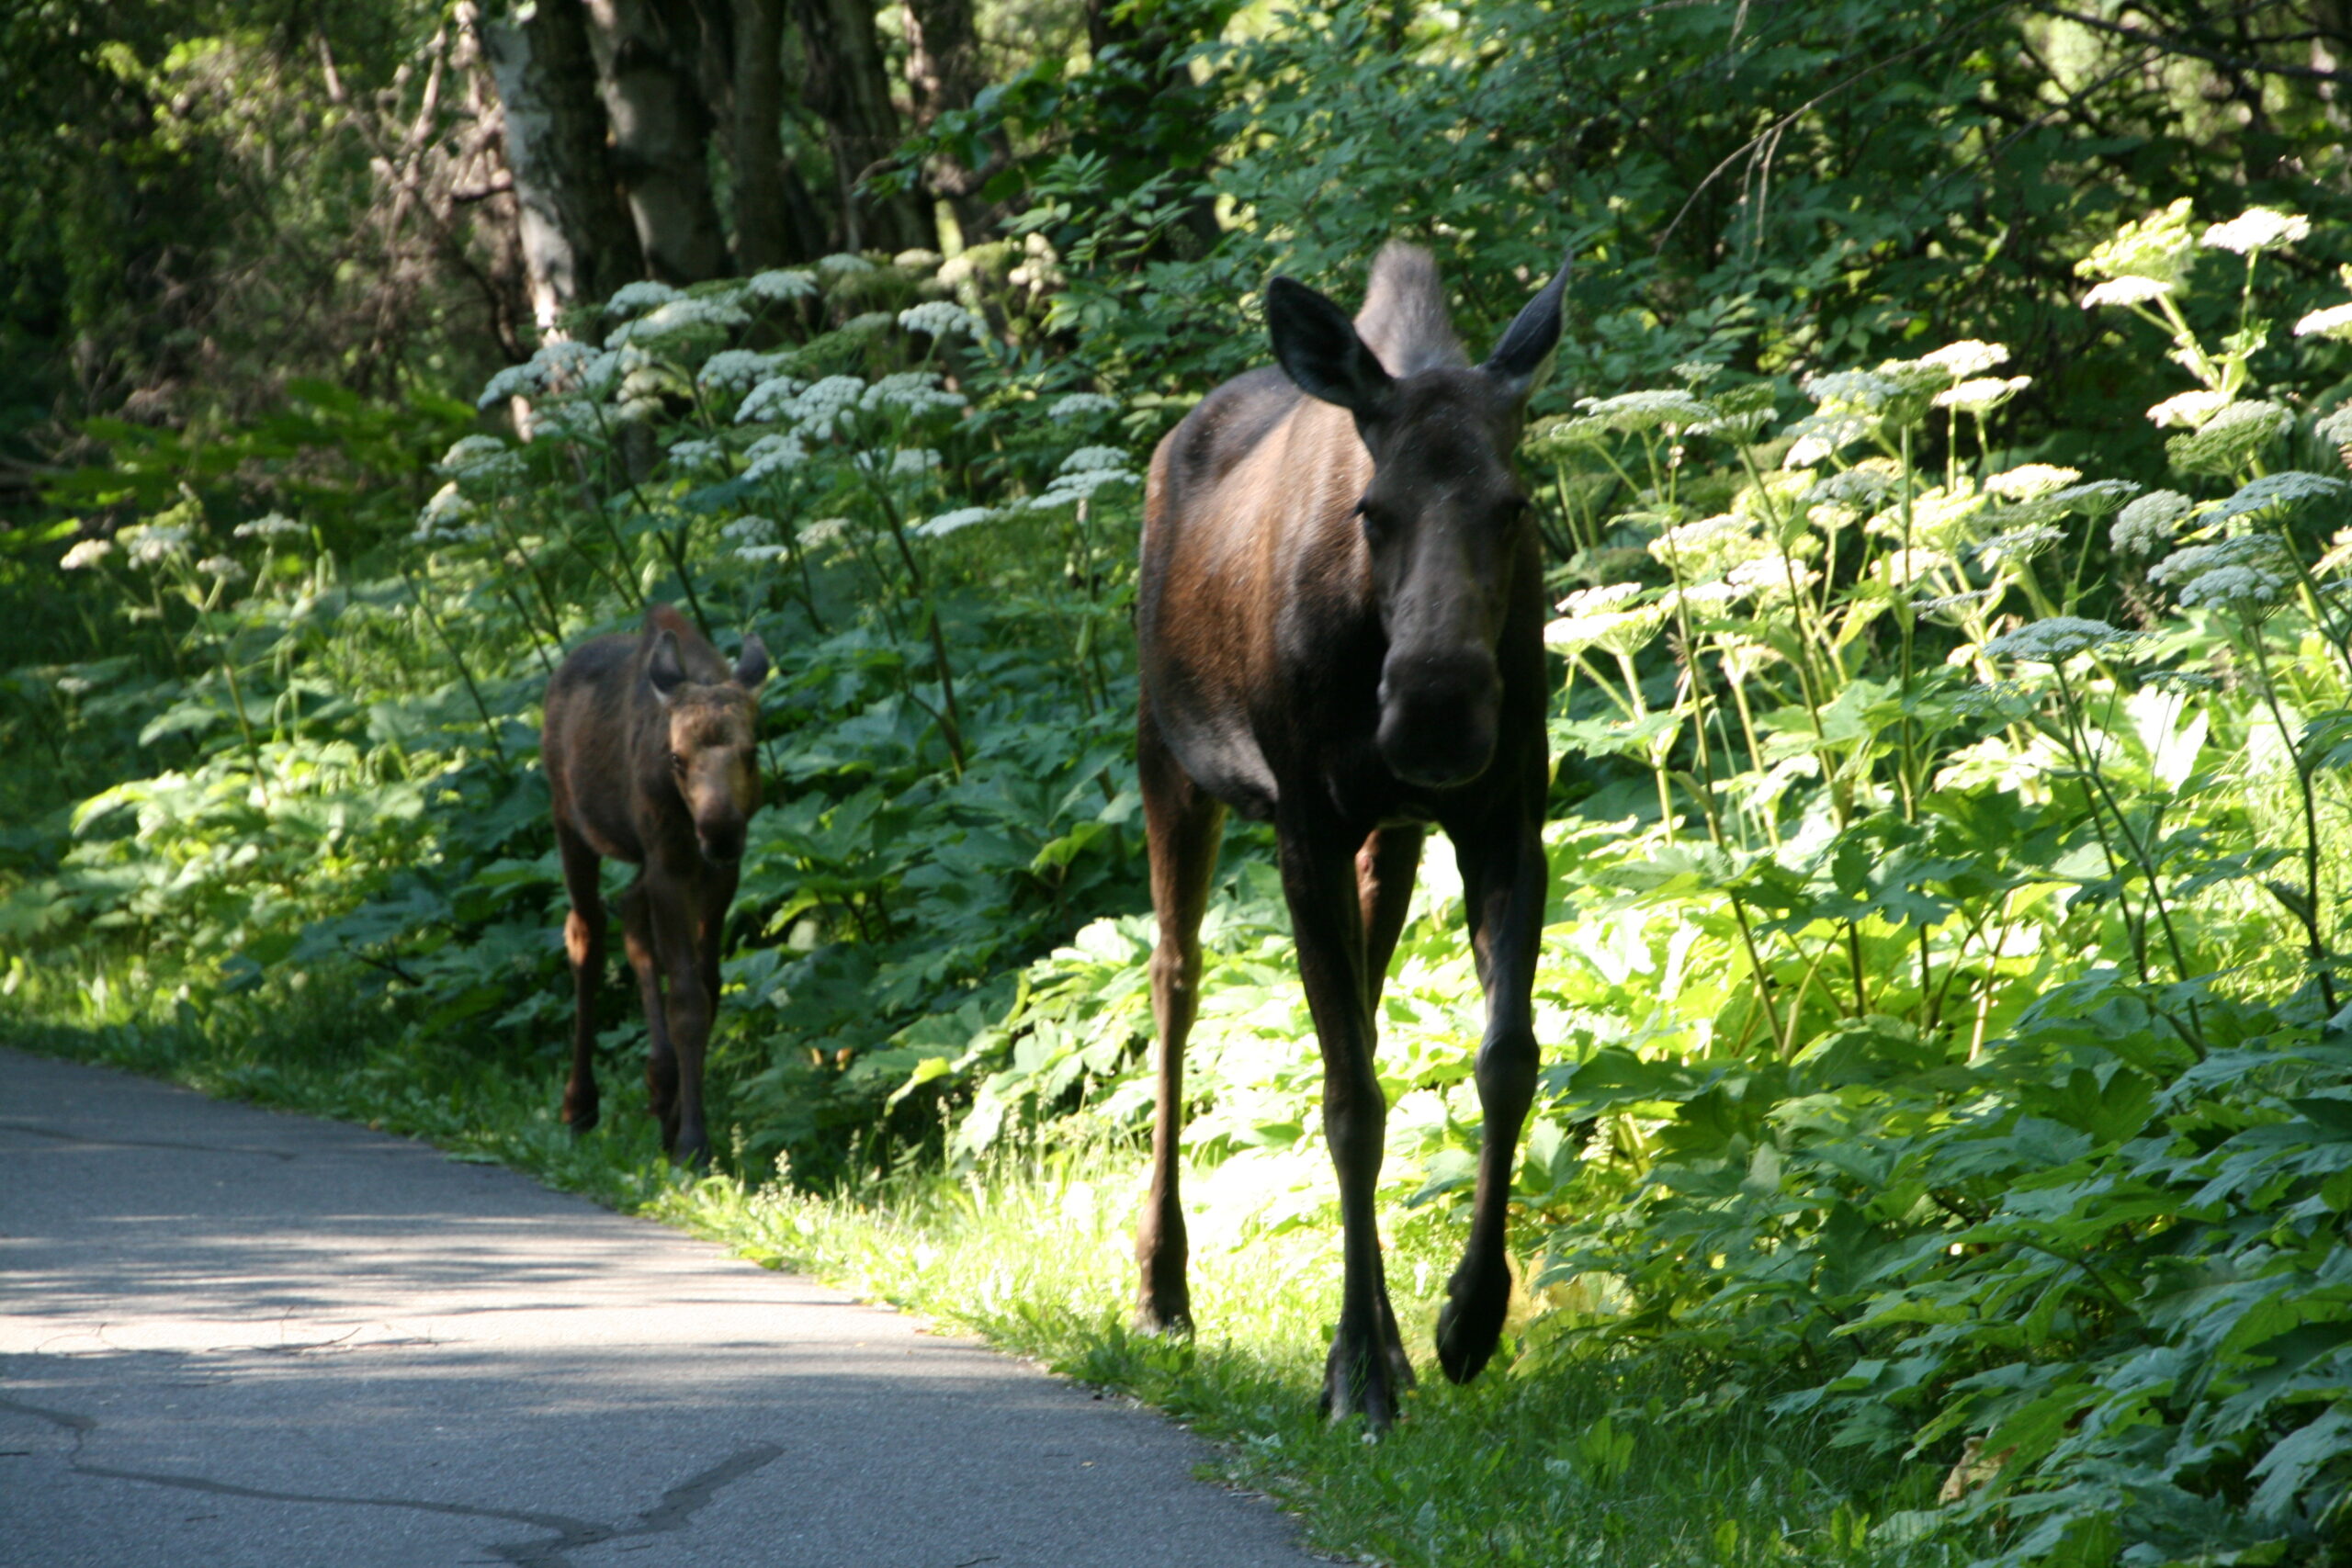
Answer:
[{"left": 2244, "top": 629, "right": 2338, "bottom": 1015}]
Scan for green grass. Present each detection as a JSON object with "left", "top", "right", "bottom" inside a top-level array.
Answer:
[{"left": 4, "top": 972, "right": 1950, "bottom": 1568}]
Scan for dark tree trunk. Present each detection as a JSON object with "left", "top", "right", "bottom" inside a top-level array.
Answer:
[
  {"left": 793, "top": 0, "right": 934, "bottom": 254},
  {"left": 901, "top": 0, "right": 997, "bottom": 243},
  {"left": 728, "top": 0, "right": 828, "bottom": 265},
  {"left": 584, "top": 0, "right": 730, "bottom": 281},
  {"left": 481, "top": 0, "right": 646, "bottom": 326}
]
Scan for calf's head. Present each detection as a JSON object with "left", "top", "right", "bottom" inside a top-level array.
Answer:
[
  {"left": 648, "top": 630, "right": 771, "bottom": 864},
  {"left": 1267, "top": 254, "right": 1567, "bottom": 789}
]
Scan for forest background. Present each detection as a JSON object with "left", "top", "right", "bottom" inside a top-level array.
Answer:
[{"left": 7, "top": 2, "right": 2352, "bottom": 1564}]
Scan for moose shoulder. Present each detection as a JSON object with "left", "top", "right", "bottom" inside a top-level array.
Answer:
[
  {"left": 1135, "top": 243, "right": 1566, "bottom": 1426},
  {"left": 542, "top": 604, "right": 769, "bottom": 1167}
]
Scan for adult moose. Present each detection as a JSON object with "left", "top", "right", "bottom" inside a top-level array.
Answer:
[
  {"left": 544, "top": 604, "right": 769, "bottom": 1167},
  {"left": 1135, "top": 243, "right": 1566, "bottom": 1425}
]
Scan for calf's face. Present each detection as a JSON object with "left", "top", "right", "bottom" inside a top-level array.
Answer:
[{"left": 650, "top": 633, "right": 770, "bottom": 865}]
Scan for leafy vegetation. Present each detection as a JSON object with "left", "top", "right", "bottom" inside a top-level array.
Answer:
[{"left": 11, "top": 5, "right": 2352, "bottom": 1566}]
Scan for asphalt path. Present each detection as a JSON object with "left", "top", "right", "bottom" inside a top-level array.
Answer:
[{"left": 0, "top": 1048, "right": 1318, "bottom": 1567}]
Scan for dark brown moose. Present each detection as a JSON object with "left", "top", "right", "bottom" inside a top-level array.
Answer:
[
  {"left": 544, "top": 604, "right": 769, "bottom": 1167},
  {"left": 1134, "top": 243, "right": 1566, "bottom": 1425}
]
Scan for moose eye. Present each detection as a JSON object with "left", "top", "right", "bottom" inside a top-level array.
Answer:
[{"left": 668, "top": 751, "right": 686, "bottom": 774}]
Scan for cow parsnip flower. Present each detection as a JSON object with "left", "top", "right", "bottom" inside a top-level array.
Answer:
[
  {"left": 898, "top": 301, "right": 982, "bottom": 338},
  {"left": 2145, "top": 389, "right": 2232, "bottom": 430},
  {"left": 2200, "top": 208, "right": 2309, "bottom": 255},
  {"left": 232, "top": 512, "right": 303, "bottom": 539},
  {"left": 1984, "top": 616, "right": 2120, "bottom": 662},
  {"left": 1936, "top": 375, "right": 2031, "bottom": 412},
  {"left": 2293, "top": 302, "right": 2352, "bottom": 341},
  {"left": 745, "top": 269, "right": 818, "bottom": 302},
  {"left": 2083, "top": 276, "right": 2176, "bottom": 309},
  {"left": 1985, "top": 464, "right": 2081, "bottom": 501},
  {"left": 2111, "top": 491, "right": 2192, "bottom": 555},
  {"left": 1920, "top": 341, "right": 2010, "bottom": 378},
  {"left": 917, "top": 507, "right": 996, "bottom": 538},
  {"left": 2076, "top": 198, "right": 2198, "bottom": 288},
  {"left": 60, "top": 538, "right": 114, "bottom": 570}
]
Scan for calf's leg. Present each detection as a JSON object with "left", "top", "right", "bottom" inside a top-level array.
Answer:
[
  {"left": 1356, "top": 823, "right": 1424, "bottom": 1385},
  {"left": 1135, "top": 706, "right": 1224, "bottom": 1334},
  {"left": 1432, "top": 807, "right": 1546, "bottom": 1384},
  {"left": 618, "top": 877, "right": 681, "bottom": 1155},
  {"left": 556, "top": 821, "right": 605, "bottom": 1134},
  {"left": 647, "top": 872, "right": 715, "bottom": 1168}
]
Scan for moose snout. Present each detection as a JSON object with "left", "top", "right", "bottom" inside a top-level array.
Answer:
[
  {"left": 695, "top": 815, "right": 747, "bottom": 865},
  {"left": 1376, "top": 649, "right": 1500, "bottom": 789}
]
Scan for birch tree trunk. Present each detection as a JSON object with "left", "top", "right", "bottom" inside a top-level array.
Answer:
[{"left": 480, "top": 0, "right": 645, "bottom": 329}]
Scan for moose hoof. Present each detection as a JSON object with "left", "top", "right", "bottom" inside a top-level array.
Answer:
[
  {"left": 1434, "top": 1259, "right": 1510, "bottom": 1385},
  {"left": 560, "top": 1098, "right": 599, "bottom": 1134},
  {"left": 1320, "top": 1331, "right": 1403, "bottom": 1430},
  {"left": 1133, "top": 1295, "right": 1193, "bottom": 1338}
]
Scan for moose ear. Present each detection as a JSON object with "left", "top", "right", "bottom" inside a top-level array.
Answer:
[
  {"left": 733, "top": 633, "right": 770, "bottom": 691},
  {"left": 1267, "top": 275, "right": 1394, "bottom": 420},
  {"left": 1483, "top": 251, "right": 1571, "bottom": 404},
  {"left": 647, "top": 630, "right": 688, "bottom": 707}
]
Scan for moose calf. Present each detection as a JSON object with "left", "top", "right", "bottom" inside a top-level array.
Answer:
[{"left": 543, "top": 604, "right": 769, "bottom": 1166}]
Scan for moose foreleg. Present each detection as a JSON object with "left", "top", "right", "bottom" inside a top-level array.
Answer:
[
  {"left": 1283, "top": 818, "right": 1414, "bottom": 1427},
  {"left": 618, "top": 880, "right": 681, "bottom": 1155},
  {"left": 556, "top": 824, "right": 605, "bottom": 1134},
  {"left": 649, "top": 885, "right": 715, "bottom": 1168},
  {"left": 1134, "top": 712, "right": 1224, "bottom": 1335},
  {"left": 1433, "top": 815, "right": 1546, "bottom": 1385}
]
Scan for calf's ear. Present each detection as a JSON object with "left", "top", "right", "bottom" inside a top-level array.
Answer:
[
  {"left": 733, "top": 633, "right": 770, "bottom": 691},
  {"left": 1268, "top": 276, "right": 1394, "bottom": 421},
  {"left": 647, "top": 630, "right": 689, "bottom": 707},
  {"left": 1484, "top": 250, "right": 1571, "bottom": 404}
]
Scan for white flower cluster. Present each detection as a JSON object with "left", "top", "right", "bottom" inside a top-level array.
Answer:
[
  {"left": 2295, "top": 303, "right": 2352, "bottom": 341},
  {"left": 667, "top": 438, "right": 724, "bottom": 471},
  {"left": 817, "top": 253, "right": 876, "bottom": 276},
  {"left": 1556, "top": 582, "right": 1645, "bottom": 616},
  {"left": 2317, "top": 404, "right": 2352, "bottom": 448},
  {"left": 1801, "top": 369, "right": 1897, "bottom": 412},
  {"left": 2046, "top": 479, "right": 2140, "bottom": 516},
  {"left": 1974, "top": 524, "right": 2065, "bottom": 568},
  {"left": 1804, "top": 463, "right": 1899, "bottom": 509},
  {"left": 899, "top": 301, "right": 983, "bottom": 338},
  {"left": 477, "top": 340, "right": 622, "bottom": 409},
  {"left": 233, "top": 512, "right": 304, "bottom": 539},
  {"left": 2201, "top": 208, "right": 2309, "bottom": 255},
  {"left": 2166, "top": 400, "right": 2291, "bottom": 475},
  {"left": 1984, "top": 464, "right": 2081, "bottom": 501},
  {"left": 1725, "top": 554, "right": 1820, "bottom": 597},
  {"left": 869, "top": 447, "right": 939, "bottom": 478},
  {"left": 123, "top": 524, "right": 192, "bottom": 566},
  {"left": 799, "top": 517, "right": 849, "bottom": 547},
  {"left": 861, "top": 371, "right": 967, "bottom": 416},
  {"left": 2149, "top": 534, "right": 2292, "bottom": 610},
  {"left": 721, "top": 515, "right": 780, "bottom": 543},
  {"left": 785, "top": 375, "right": 866, "bottom": 436},
  {"left": 196, "top": 555, "right": 247, "bottom": 583},
  {"left": 1573, "top": 389, "right": 1714, "bottom": 433},
  {"left": 2076, "top": 198, "right": 2198, "bottom": 289},
  {"left": 2110, "top": 490, "right": 2191, "bottom": 555},
  {"left": 1936, "top": 376, "right": 2031, "bottom": 413},
  {"left": 1544, "top": 583, "right": 1665, "bottom": 653},
  {"left": 1983, "top": 616, "right": 2120, "bottom": 663},
  {"left": 915, "top": 506, "right": 996, "bottom": 538},
  {"left": 1782, "top": 412, "right": 1875, "bottom": 468},
  {"left": 1060, "top": 446, "right": 1130, "bottom": 474},
  {"left": 606, "top": 295, "right": 749, "bottom": 348},
  {"left": 1650, "top": 513, "right": 1768, "bottom": 578},
  {"left": 1050, "top": 392, "right": 1119, "bottom": 421},
  {"left": 735, "top": 374, "right": 809, "bottom": 424},
  {"left": 2146, "top": 389, "right": 2231, "bottom": 430},
  {"left": 61, "top": 537, "right": 113, "bottom": 570},
  {"left": 1920, "top": 341, "right": 2010, "bottom": 378},
  {"left": 699, "top": 350, "right": 790, "bottom": 392},
  {"left": 2083, "top": 276, "right": 2174, "bottom": 309},
  {"left": 742, "top": 432, "right": 808, "bottom": 481},
  {"left": 412, "top": 483, "right": 481, "bottom": 543},
  {"left": 2208, "top": 469, "right": 2348, "bottom": 524},
  {"left": 745, "top": 269, "right": 818, "bottom": 302},
  {"left": 605, "top": 281, "right": 684, "bottom": 318},
  {"left": 443, "top": 434, "right": 504, "bottom": 471}
]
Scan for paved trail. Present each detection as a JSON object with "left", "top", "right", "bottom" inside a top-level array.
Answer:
[{"left": 0, "top": 1049, "right": 1317, "bottom": 1567}]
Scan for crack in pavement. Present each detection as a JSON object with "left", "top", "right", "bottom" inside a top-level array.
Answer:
[
  {"left": 0, "top": 1121, "right": 300, "bottom": 1162},
  {"left": 0, "top": 1391, "right": 785, "bottom": 1567}
]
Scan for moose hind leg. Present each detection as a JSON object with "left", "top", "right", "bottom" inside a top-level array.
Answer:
[
  {"left": 556, "top": 823, "right": 606, "bottom": 1134},
  {"left": 618, "top": 878, "right": 680, "bottom": 1155},
  {"left": 1134, "top": 708, "right": 1224, "bottom": 1335},
  {"left": 1434, "top": 818, "right": 1546, "bottom": 1385}
]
